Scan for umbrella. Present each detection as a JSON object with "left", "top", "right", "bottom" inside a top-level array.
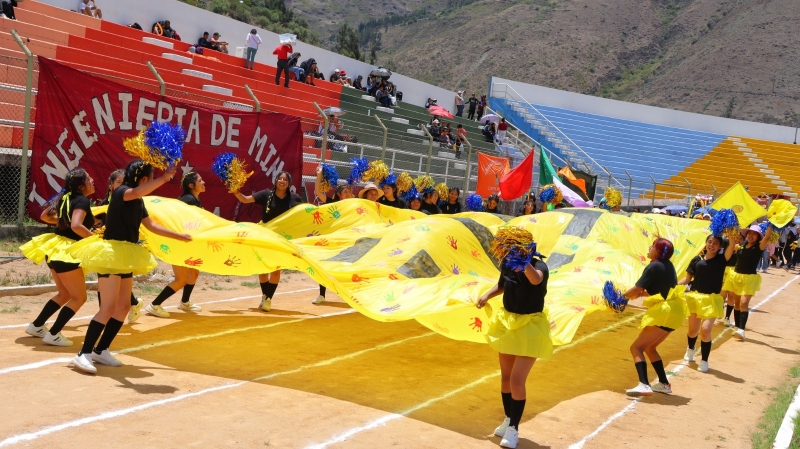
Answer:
[
  {"left": 322, "top": 107, "right": 345, "bottom": 117},
  {"left": 279, "top": 33, "right": 296, "bottom": 44},
  {"left": 480, "top": 114, "right": 500, "bottom": 124},
  {"left": 664, "top": 205, "right": 688, "bottom": 213},
  {"left": 428, "top": 105, "right": 453, "bottom": 119},
  {"left": 370, "top": 67, "right": 392, "bottom": 78}
]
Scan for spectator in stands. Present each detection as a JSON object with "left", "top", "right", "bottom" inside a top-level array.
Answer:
[
  {"left": 477, "top": 95, "right": 487, "bottom": 120},
  {"left": 429, "top": 119, "right": 441, "bottom": 137},
  {"left": 429, "top": 115, "right": 440, "bottom": 126},
  {"left": 386, "top": 81, "right": 397, "bottom": 105},
  {"left": 273, "top": 40, "right": 293, "bottom": 88},
  {"left": 455, "top": 91, "right": 465, "bottom": 117},
  {"left": 482, "top": 122, "right": 496, "bottom": 142},
  {"left": 153, "top": 20, "right": 180, "bottom": 40},
  {"left": 211, "top": 33, "right": 228, "bottom": 53},
  {"left": 79, "top": 0, "right": 101, "bottom": 19},
  {"left": 457, "top": 123, "right": 467, "bottom": 141},
  {"left": 244, "top": 29, "right": 261, "bottom": 70},
  {"left": 425, "top": 98, "right": 433, "bottom": 109},
  {"left": 129, "top": 22, "right": 143, "bottom": 30},
  {"left": 299, "top": 58, "right": 317, "bottom": 85},
  {"left": 375, "top": 84, "right": 391, "bottom": 107},
  {"left": 497, "top": 117, "right": 508, "bottom": 144},
  {"left": 315, "top": 70, "right": 325, "bottom": 81},
  {"left": 353, "top": 75, "right": 364, "bottom": 90},
  {"left": 467, "top": 93, "right": 479, "bottom": 120},
  {"left": 288, "top": 52, "right": 303, "bottom": 81},
  {"left": 330, "top": 69, "right": 351, "bottom": 86},
  {"left": 1, "top": 0, "right": 17, "bottom": 19},
  {"left": 367, "top": 76, "right": 377, "bottom": 95},
  {"left": 198, "top": 32, "right": 215, "bottom": 51}
]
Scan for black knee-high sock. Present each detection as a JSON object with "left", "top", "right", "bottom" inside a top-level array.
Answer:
[
  {"left": 687, "top": 335, "right": 698, "bottom": 350},
  {"left": 181, "top": 284, "right": 195, "bottom": 303},
  {"left": 651, "top": 360, "right": 669, "bottom": 384},
  {"left": 509, "top": 398, "right": 526, "bottom": 429},
  {"left": 151, "top": 286, "right": 176, "bottom": 306},
  {"left": 130, "top": 293, "right": 138, "bottom": 306},
  {"left": 635, "top": 361, "right": 649, "bottom": 385},
  {"left": 97, "top": 291, "right": 101, "bottom": 306},
  {"left": 725, "top": 304, "right": 734, "bottom": 319},
  {"left": 94, "top": 318, "right": 123, "bottom": 353},
  {"left": 701, "top": 341, "right": 712, "bottom": 362},
  {"left": 259, "top": 281, "right": 270, "bottom": 297},
  {"left": 739, "top": 311, "right": 749, "bottom": 330},
  {"left": 265, "top": 282, "right": 278, "bottom": 299},
  {"left": 501, "top": 392, "right": 512, "bottom": 418},
  {"left": 49, "top": 306, "right": 77, "bottom": 335},
  {"left": 80, "top": 319, "right": 105, "bottom": 355},
  {"left": 733, "top": 309, "right": 741, "bottom": 327},
  {"left": 32, "top": 299, "right": 61, "bottom": 327},
  {"left": 319, "top": 284, "right": 327, "bottom": 297}
]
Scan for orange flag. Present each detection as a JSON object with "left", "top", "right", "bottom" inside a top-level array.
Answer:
[
  {"left": 476, "top": 152, "right": 510, "bottom": 197},
  {"left": 558, "top": 166, "right": 587, "bottom": 195}
]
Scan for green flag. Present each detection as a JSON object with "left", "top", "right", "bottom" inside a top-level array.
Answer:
[{"left": 538, "top": 149, "right": 558, "bottom": 185}]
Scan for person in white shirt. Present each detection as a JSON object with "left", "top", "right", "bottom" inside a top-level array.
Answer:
[
  {"left": 244, "top": 29, "right": 262, "bottom": 70},
  {"left": 79, "top": 0, "right": 101, "bottom": 18}
]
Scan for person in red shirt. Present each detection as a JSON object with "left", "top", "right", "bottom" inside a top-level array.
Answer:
[
  {"left": 497, "top": 117, "right": 508, "bottom": 144},
  {"left": 273, "top": 42, "right": 293, "bottom": 88}
]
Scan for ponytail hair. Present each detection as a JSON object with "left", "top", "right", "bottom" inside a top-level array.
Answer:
[
  {"left": 104, "top": 169, "right": 124, "bottom": 204},
  {"left": 652, "top": 237, "right": 674, "bottom": 261},
  {"left": 123, "top": 160, "right": 153, "bottom": 188},
  {"left": 181, "top": 171, "right": 200, "bottom": 195},
  {"left": 48, "top": 168, "right": 89, "bottom": 230}
]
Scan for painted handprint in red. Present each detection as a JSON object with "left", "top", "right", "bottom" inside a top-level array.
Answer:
[
  {"left": 185, "top": 257, "right": 203, "bottom": 267},
  {"left": 356, "top": 206, "right": 367, "bottom": 215},
  {"left": 207, "top": 241, "right": 222, "bottom": 252},
  {"left": 447, "top": 236, "right": 458, "bottom": 250},
  {"left": 312, "top": 211, "right": 324, "bottom": 225},
  {"left": 469, "top": 317, "right": 483, "bottom": 332},
  {"left": 223, "top": 255, "right": 240, "bottom": 267},
  {"left": 315, "top": 239, "right": 329, "bottom": 246}
]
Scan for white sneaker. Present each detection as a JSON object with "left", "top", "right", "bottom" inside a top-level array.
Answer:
[
  {"left": 723, "top": 318, "right": 731, "bottom": 327},
  {"left": 145, "top": 303, "right": 170, "bottom": 318},
  {"left": 500, "top": 426, "right": 519, "bottom": 448},
  {"left": 259, "top": 295, "right": 271, "bottom": 312},
  {"left": 698, "top": 360, "right": 709, "bottom": 373},
  {"left": 651, "top": 382, "right": 672, "bottom": 394},
  {"left": 128, "top": 297, "right": 143, "bottom": 323},
  {"left": 494, "top": 417, "right": 510, "bottom": 437},
  {"left": 734, "top": 329, "right": 745, "bottom": 340},
  {"left": 178, "top": 300, "right": 202, "bottom": 312},
  {"left": 72, "top": 353, "right": 97, "bottom": 374},
  {"left": 312, "top": 295, "right": 326, "bottom": 305},
  {"left": 43, "top": 332, "right": 73, "bottom": 346},
  {"left": 625, "top": 382, "right": 653, "bottom": 397},
  {"left": 25, "top": 323, "right": 48, "bottom": 338},
  {"left": 92, "top": 349, "right": 122, "bottom": 367},
  {"left": 683, "top": 347, "right": 695, "bottom": 362}
]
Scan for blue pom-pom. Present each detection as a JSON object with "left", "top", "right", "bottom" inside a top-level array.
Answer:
[
  {"left": 709, "top": 208, "right": 739, "bottom": 236},
  {"left": 420, "top": 186, "right": 435, "bottom": 197},
  {"left": 144, "top": 122, "right": 185, "bottom": 165},
  {"left": 346, "top": 157, "right": 369, "bottom": 185},
  {"left": 466, "top": 193, "right": 483, "bottom": 212},
  {"left": 379, "top": 172, "right": 397, "bottom": 188},
  {"left": 603, "top": 280, "right": 628, "bottom": 313},
  {"left": 402, "top": 184, "right": 420, "bottom": 202},
  {"left": 212, "top": 152, "right": 236, "bottom": 183},
  {"left": 321, "top": 163, "right": 339, "bottom": 188},
  {"left": 539, "top": 186, "right": 556, "bottom": 204},
  {"left": 505, "top": 246, "right": 534, "bottom": 272}
]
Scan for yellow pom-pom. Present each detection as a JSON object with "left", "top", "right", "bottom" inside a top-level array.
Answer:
[
  {"left": 226, "top": 158, "right": 254, "bottom": 193},
  {"left": 122, "top": 129, "right": 172, "bottom": 169},
  {"left": 415, "top": 175, "right": 434, "bottom": 191},
  {"left": 363, "top": 160, "right": 389, "bottom": 183},
  {"left": 396, "top": 172, "right": 413, "bottom": 193},
  {"left": 490, "top": 226, "right": 534, "bottom": 261},
  {"left": 767, "top": 199, "right": 797, "bottom": 228},
  {"left": 435, "top": 182, "right": 449, "bottom": 200},
  {"left": 606, "top": 188, "right": 622, "bottom": 208}
]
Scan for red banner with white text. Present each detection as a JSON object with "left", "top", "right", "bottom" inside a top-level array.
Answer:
[{"left": 28, "top": 58, "right": 303, "bottom": 222}]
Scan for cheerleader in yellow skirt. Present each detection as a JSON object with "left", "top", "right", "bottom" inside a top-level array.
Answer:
[
  {"left": 20, "top": 168, "right": 97, "bottom": 346},
  {"left": 233, "top": 170, "right": 303, "bottom": 312},
  {"left": 477, "top": 228, "right": 552, "bottom": 449},
  {"left": 679, "top": 234, "right": 736, "bottom": 373},
  {"left": 69, "top": 161, "right": 191, "bottom": 374},
  {"left": 723, "top": 224, "right": 772, "bottom": 341},
  {"left": 624, "top": 238, "right": 683, "bottom": 397}
]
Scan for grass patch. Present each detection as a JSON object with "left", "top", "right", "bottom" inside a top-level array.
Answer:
[
  {"left": 0, "top": 239, "right": 24, "bottom": 253},
  {"left": 133, "top": 283, "right": 163, "bottom": 296},
  {"left": 599, "top": 56, "right": 664, "bottom": 100},
  {"left": 752, "top": 360, "right": 800, "bottom": 448},
  {"left": 241, "top": 281, "right": 259, "bottom": 288},
  {"left": 208, "top": 283, "right": 226, "bottom": 291},
  {"left": 1, "top": 305, "right": 21, "bottom": 313}
]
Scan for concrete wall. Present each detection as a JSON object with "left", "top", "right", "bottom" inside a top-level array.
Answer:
[
  {"left": 490, "top": 76, "right": 799, "bottom": 144},
  {"left": 43, "top": 0, "right": 457, "bottom": 108}
]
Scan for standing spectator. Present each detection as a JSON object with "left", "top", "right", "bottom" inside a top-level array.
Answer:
[
  {"left": 210, "top": 32, "right": 228, "bottom": 53},
  {"left": 244, "top": 29, "right": 261, "bottom": 70},
  {"left": 477, "top": 95, "right": 487, "bottom": 120},
  {"left": 79, "top": 0, "right": 101, "bottom": 19},
  {"left": 457, "top": 123, "right": 467, "bottom": 141},
  {"left": 288, "top": 52, "right": 303, "bottom": 81},
  {"left": 497, "top": 117, "right": 508, "bottom": 143},
  {"left": 467, "top": 93, "right": 479, "bottom": 120},
  {"left": 455, "top": 91, "right": 465, "bottom": 117},
  {"left": 273, "top": 40, "right": 293, "bottom": 88}
]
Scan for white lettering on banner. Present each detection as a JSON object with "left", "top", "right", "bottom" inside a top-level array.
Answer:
[
  {"left": 135, "top": 97, "right": 157, "bottom": 130},
  {"left": 28, "top": 183, "right": 46, "bottom": 206},
  {"left": 174, "top": 107, "right": 187, "bottom": 131},
  {"left": 248, "top": 127, "right": 284, "bottom": 181},
  {"left": 72, "top": 111, "right": 97, "bottom": 149},
  {"left": 210, "top": 114, "right": 226, "bottom": 146},
  {"left": 186, "top": 111, "right": 200, "bottom": 144},
  {"left": 118, "top": 92, "right": 133, "bottom": 130},
  {"left": 92, "top": 93, "right": 115, "bottom": 135},
  {"left": 40, "top": 128, "right": 83, "bottom": 192},
  {"left": 249, "top": 126, "right": 268, "bottom": 160},
  {"left": 157, "top": 101, "right": 174, "bottom": 123},
  {"left": 226, "top": 116, "right": 241, "bottom": 148}
]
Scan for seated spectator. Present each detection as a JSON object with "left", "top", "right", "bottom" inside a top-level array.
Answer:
[
  {"left": 425, "top": 98, "right": 432, "bottom": 109},
  {"left": 429, "top": 114, "right": 440, "bottom": 126},
  {"left": 153, "top": 20, "right": 180, "bottom": 40},
  {"left": 198, "top": 32, "right": 215, "bottom": 50},
  {"left": 330, "top": 69, "right": 350, "bottom": 86},
  {"left": 299, "top": 58, "right": 317, "bottom": 85},
  {"left": 367, "top": 75, "right": 378, "bottom": 95},
  {"left": 78, "top": 0, "right": 101, "bottom": 19},
  {"left": 288, "top": 52, "right": 304, "bottom": 81},
  {"left": 353, "top": 75, "right": 364, "bottom": 90},
  {"left": 429, "top": 119, "right": 441, "bottom": 137},
  {"left": 375, "top": 84, "right": 391, "bottom": 107},
  {"left": 1, "top": 0, "right": 17, "bottom": 19},
  {"left": 482, "top": 122, "right": 496, "bottom": 142},
  {"left": 314, "top": 70, "right": 325, "bottom": 81},
  {"left": 386, "top": 81, "right": 397, "bottom": 105},
  {"left": 210, "top": 32, "right": 228, "bottom": 53}
]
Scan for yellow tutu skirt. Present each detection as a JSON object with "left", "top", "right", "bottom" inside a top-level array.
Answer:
[
  {"left": 685, "top": 291, "right": 724, "bottom": 320},
  {"left": 485, "top": 306, "right": 553, "bottom": 360},
  {"left": 640, "top": 285, "right": 688, "bottom": 330},
  {"left": 722, "top": 271, "right": 761, "bottom": 296},
  {"left": 68, "top": 236, "right": 157, "bottom": 275},
  {"left": 19, "top": 233, "right": 80, "bottom": 265},
  {"left": 721, "top": 266, "right": 735, "bottom": 290}
]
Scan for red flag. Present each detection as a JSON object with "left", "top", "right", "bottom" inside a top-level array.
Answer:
[{"left": 499, "top": 151, "right": 534, "bottom": 200}]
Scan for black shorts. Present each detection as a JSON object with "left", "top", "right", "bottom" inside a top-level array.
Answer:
[
  {"left": 44, "top": 256, "right": 81, "bottom": 274},
  {"left": 98, "top": 273, "right": 133, "bottom": 279},
  {"left": 656, "top": 326, "right": 675, "bottom": 332}
]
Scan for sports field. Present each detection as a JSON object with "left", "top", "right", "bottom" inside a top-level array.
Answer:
[{"left": 1, "top": 264, "right": 799, "bottom": 448}]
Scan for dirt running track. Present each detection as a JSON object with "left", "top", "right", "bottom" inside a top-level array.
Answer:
[{"left": 1, "top": 269, "right": 799, "bottom": 448}]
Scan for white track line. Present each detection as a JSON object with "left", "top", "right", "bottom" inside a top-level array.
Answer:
[
  {"left": 0, "top": 332, "right": 435, "bottom": 448},
  {"left": 773, "top": 384, "right": 800, "bottom": 449},
  {"left": 304, "top": 311, "right": 646, "bottom": 449},
  {"left": 0, "top": 287, "right": 318, "bottom": 329},
  {"left": 569, "top": 274, "right": 800, "bottom": 449},
  {"left": 0, "top": 309, "right": 355, "bottom": 375}
]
